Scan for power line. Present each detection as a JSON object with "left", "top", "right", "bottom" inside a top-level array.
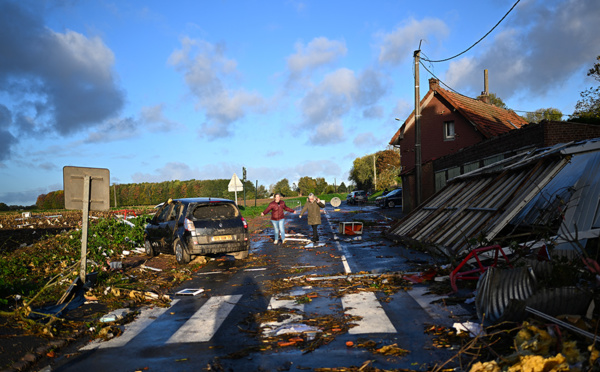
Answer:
[
  {"left": 418, "top": 60, "right": 575, "bottom": 117},
  {"left": 421, "top": 0, "right": 521, "bottom": 63}
]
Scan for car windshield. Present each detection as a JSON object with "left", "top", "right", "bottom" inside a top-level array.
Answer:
[
  {"left": 388, "top": 189, "right": 401, "bottom": 196},
  {"left": 190, "top": 203, "right": 239, "bottom": 220}
]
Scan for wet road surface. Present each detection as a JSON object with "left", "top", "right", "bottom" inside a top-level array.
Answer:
[{"left": 50, "top": 202, "right": 472, "bottom": 371}]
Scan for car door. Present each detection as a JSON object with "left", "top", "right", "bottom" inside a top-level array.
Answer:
[
  {"left": 146, "top": 203, "right": 168, "bottom": 247},
  {"left": 163, "top": 202, "right": 183, "bottom": 251},
  {"left": 153, "top": 202, "right": 174, "bottom": 252}
]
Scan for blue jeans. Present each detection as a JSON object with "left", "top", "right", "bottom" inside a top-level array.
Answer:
[{"left": 271, "top": 219, "right": 285, "bottom": 241}]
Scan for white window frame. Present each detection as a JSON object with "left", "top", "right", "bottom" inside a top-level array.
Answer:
[{"left": 444, "top": 121, "right": 455, "bottom": 140}]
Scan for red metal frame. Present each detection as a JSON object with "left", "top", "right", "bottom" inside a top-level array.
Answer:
[
  {"left": 112, "top": 209, "right": 137, "bottom": 219},
  {"left": 450, "top": 244, "right": 512, "bottom": 292}
]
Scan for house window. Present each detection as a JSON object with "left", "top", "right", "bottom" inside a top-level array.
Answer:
[{"left": 444, "top": 121, "right": 455, "bottom": 140}]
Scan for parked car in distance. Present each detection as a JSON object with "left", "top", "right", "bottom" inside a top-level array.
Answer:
[
  {"left": 144, "top": 197, "right": 249, "bottom": 264},
  {"left": 376, "top": 188, "right": 402, "bottom": 208},
  {"left": 346, "top": 190, "right": 367, "bottom": 205}
]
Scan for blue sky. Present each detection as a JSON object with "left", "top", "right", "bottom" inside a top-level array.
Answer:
[{"left": 1, "top": 0, "right": 599, "bottom": 205}]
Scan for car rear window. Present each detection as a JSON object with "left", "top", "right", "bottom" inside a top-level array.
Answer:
[{"left": 190, "top": 203, "right": 240, "bottom": 220}]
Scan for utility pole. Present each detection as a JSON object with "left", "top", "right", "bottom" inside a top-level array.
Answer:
[
  {"left": 373, "top": 155, "right": 377, "bottom": 191},
  {"left": 414, "top": 49, "right": 422, "bottom": 206}
]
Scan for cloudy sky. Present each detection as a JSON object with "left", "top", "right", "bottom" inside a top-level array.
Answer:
[{"left": 1, "top": 0, "right": 599, "bottom": 205}]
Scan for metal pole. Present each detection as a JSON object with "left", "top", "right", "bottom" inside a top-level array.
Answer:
[
  {"left": 113, "top": 183, "right": 117, "bottom": 208},
  {"left": 373, "top": 155, "right": 377, "bottom": 191},
  {"left": 255, "top": 180, "right": 258, "bottom": 207},
  {"left": 80, "top": 175, "right": 91, "bottom": 283},
  {"left": 414, "top": 49, "right": 422, "bottom": 206}
]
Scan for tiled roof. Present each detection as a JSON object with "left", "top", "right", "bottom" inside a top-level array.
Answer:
[
  {"left": 389, "top": 83, "right": 528, "bottom": 145},
  {"left": 436, "top": 87, "right": 527, "bottom": 138}
]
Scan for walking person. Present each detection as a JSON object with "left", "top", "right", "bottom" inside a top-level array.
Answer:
[
  {"left": 261, "top": 193, "right": 296, "bottom": 244},
  {"left": 299, "top": 193, "right": 326, "bottom": 242}
]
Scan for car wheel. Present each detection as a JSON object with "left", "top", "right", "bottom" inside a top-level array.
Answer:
[
  {"left": 388, "top": 200, "right": 395, "bottom": 208},
  {"left": 232, "top": 250, "right": 249, "bottom": 259},
  {"left": 144, "top": 240, "right": 156, "bottom": 257},
  {"left": 174, "top": 239, "right": 191, "bottom": 264}
]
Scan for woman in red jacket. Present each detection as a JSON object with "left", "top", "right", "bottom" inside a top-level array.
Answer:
[{"left": 261, "top": 193, "right": 296, "bottom": 244}]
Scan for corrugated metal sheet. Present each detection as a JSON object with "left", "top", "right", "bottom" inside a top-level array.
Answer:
[
  {"left": 475, "top": 267, "right": 536, "bottom": 324},
  {"left": 475, "top": 266, "right": 593, "bottom": 324},
  {"left": 526, "top": 287, "right": 592, "bottom": 318},
  {"left": 387, "top": 139, "right": 600, "bottom": 258}
]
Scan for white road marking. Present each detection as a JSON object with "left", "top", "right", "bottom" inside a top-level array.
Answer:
[
  {"left": 322, "top": 213, "right": 352, "bottom": 274},
  {"left": 267, "top": 290, "right": 305, "bottom": 311},
  {"left": 342, "top": 292, "right": 397, "bottom": 334},
  {"left": 406, "top": 286, "right": 442, "bottom": 320},
  {"left": 262, "top": 291, "right": 306, "bottom": 336},
  {"left": 80, "top": 300, "right": 181, "bottom": 350},
  {"left": 166, "top": 295, "right": 242, "bottom": 344}
]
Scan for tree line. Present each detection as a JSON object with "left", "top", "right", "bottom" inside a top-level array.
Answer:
[{"left": 34, "top": 177, "right": 348, "bottom": 210}]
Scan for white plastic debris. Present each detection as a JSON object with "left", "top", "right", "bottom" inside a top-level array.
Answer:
[
  {"left": 269, "top": 323, "right": 321, "bottom": 337},
  {"left": 453, "top": 321, "right": 485, "bottom": 337}
]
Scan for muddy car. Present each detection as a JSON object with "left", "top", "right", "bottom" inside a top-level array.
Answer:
[{"left": 144, "top": 197, "right": 250, "bottom": 264}]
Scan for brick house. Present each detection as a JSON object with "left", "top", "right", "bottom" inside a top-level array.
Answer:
[
  {"left": 389, "top": 78, "right": 527, "bottom": 211},
  {"left": 433, "top": 120, "right": 600, "bottom": 192}
]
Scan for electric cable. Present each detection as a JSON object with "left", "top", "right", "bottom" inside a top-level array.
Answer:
[
  {"left": 421, "top": 0, "right": 520, "bottom": 63},
  {"left": 418, "top": 60, "right": 573, "bottom": 117}
]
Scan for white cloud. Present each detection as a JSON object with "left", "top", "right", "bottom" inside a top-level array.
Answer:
[
  {"left": 0, "top": 2, "right": 125, "bottom": 139},
  {"left": 445, "top": 0, "right": 600, "bottom": 100},
  {"left": 168, "top": 37, "right": 265, "bottom": 139},
  {"left": 297, "top": 68, "right": 389, "bottom": 145},
  {"left": 286, "top": 37, "right": 347, "bottom": 81},
  {"left": 377, "top": 18, "right": 449, "bottom": 65},
  {"left": 308, "top": 120, "right": 345, "bottom": 145},
  {"left": 84, "top": 117, "right": 139, "bottom": 143},
  {"left": 353, "top": 132, "right": 379, "bottom": 148},
  {"left": 140, "top": 103, "right": 182, "bottom": 132}
]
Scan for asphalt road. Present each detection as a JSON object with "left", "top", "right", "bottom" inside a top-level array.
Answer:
[{"left": 48, "top": 202, "right": 472, "bottom": 372}]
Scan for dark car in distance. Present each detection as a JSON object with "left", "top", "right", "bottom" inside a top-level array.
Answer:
[
  {"left": 376, "top": 188, "right": 402, "bottom": 208},
  {"left": 346, "top": 190, "right": 367, "bottom": 205},
  {"left": 144, "top": 197, "right": 250, "bottom": 264}
]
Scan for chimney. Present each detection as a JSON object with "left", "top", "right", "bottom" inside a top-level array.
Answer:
[
  {"left": 429, "top": 78, "right": 439, "bottom": 91},
  {"left": 479, "top": 69, "right": 490, "bottom": 104}
]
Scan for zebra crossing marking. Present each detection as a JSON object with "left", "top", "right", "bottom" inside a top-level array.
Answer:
[
  {"left": 342, "top": 292, "right": 397, "bottom": 334},
  {"left": 80, "top": 290, "right": 399, "bottom": 351},
  {"left": 81, "top": 300, "right": 181, "bottom": 350},
  {"left": 166, "top": 294, "right": 242, "bottom": 344}
]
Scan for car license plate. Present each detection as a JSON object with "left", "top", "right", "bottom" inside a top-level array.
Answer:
[{"left": 212, "top": 235, "right": 232, "bottom": 242}]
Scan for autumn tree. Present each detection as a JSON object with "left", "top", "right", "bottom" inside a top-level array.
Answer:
[
  {"left": 573, "top": 55, "right": 600, "bottom": 122},
  {"left": 524, "top": 108, "right": 563, "bottom": 123},
  {"left": 256, "top": 185, "right": 269, "bottom": 199},
  {"left": 297, "top": 176, "right": 316, "bottom": 196},
  {"left": 376, "top": 149, "right": 402, "bottom": 190},
  {"left": 272, "top": 178, "right": 292, "bottom": 196},
  {"left": 314, "top": 177, "right": 328, "bottom": 195},
  {"left": 349, "top": 154, "right": 375, "bottom": 191}
]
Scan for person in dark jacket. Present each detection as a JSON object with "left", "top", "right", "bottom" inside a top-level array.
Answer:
[
  {"left": 299, "top": 193, "right": 326, "bottom": 242},
  {"left": 261, "top": 193, "right": 296, "bottom": 244}
]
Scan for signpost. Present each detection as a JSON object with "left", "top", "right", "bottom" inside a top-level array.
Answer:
[
  {"left": 228, "top": 173, "right": 244, "bottom": 205},
  {"left": 63, "top": 166, "right": 110, "bottom": 283},
  {"left": 242, "top": 167, "right": 247, "bottom": 208}
]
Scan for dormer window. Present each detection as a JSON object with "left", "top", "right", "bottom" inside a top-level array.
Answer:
[{"left": 444, "top": 121, "right": 455, "bottom": 140}]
